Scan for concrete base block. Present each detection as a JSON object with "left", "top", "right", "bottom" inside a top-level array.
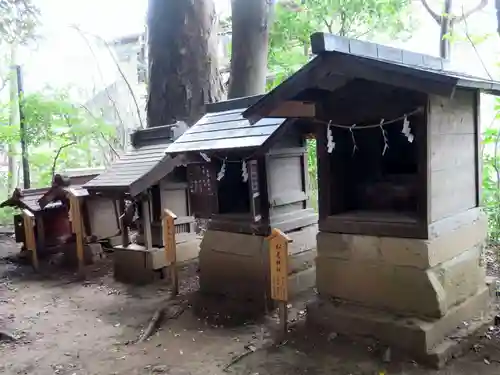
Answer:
[
  {"left": 107, "top": 235, "right": 123, "bottom": 248},
  {"left": 113, "top": 244, "right": 163, "bottom": 285},
  {"left": 199, "top": 226, "right": 317, "bottom": 309},
  {"left": 63, "top": 243, "right": 104, "bottom": 267},
  {"left": 316, "top": 211, "right": 487, "bottom": 319},
  {"left": 112, "top": 235, "right": 201, "bottom": 285},
  {"left": 307, "top": 287, "right": 491, "bottom": 368},
  {"left": 312, "top": 209, "right": 490, "bottom": 367}
]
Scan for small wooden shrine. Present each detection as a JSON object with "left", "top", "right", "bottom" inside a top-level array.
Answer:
[
  {"left": 241, "top": 32, "right": 500, "bottom": 366},
  {"left": 165, "top": 95, "right": 318, "bottom": 308},
  {"left": 83, "top": 123, "right": 200, "bottom": 284},
  {"left": 0, "top": 168, "right": 111, "bottom": 266}
]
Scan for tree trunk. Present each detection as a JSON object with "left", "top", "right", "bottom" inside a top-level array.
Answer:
[
  {"left": 496, "top": 0, "right": 500, "bottom": 35},
  {"left": 146, "top": 0, "right": 225, "bottom": 127},
  {"left": 420, "top": 0, "right": 487, "bottom": 60},
  {"left": 228, "top": 0, "right": 274, "bottom": 99},
  {"left": 439, "top": 0, "right": 452, "bottom": 59},
  {"left": 7, "top": 46, "right": 19, "bottom": 192}
]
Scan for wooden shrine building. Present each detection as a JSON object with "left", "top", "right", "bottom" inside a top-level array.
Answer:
[
  {"left": 0, "top": 168, "right": 113, "bottom": 266},
  {"left": 165, "top": 95, "right": 318, "bottom": 309},
  {"left": 241, "top": 32, "right": 500, "bottom": 366},
  {"left": 82, "top": 124, "right": 200, "bottom": 284}
]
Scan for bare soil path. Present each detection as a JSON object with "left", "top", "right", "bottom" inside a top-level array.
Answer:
[{"left": 2, "top": 234, "right": 500, "bottom": 375}]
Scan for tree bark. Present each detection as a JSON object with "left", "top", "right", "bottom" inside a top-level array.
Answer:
[
  {"left": 440, "top": 0, "right": 453, "bottom": 59},
  {"left": 228, "top": 0, "right": 274, "bottom": 99},
  {"left": 146, "top": 0, "right": 225, "bottom": 127},
  {"left": 496, "top": 0, "right": 500, "bottom": 35},
  {"left": 7, "top": 45, "right": 19, "bottom": 192}
]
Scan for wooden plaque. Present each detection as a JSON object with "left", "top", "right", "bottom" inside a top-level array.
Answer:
[
  {"left": 268, "top": 228, "right": 291, "bottom": 302},
  {"left": 162, "top": 209, "right": 177, "bottom": 263}
]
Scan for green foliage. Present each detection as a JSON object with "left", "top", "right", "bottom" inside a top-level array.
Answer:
[
  {"left": 20, "top": 90, "right": 116, "bottom": 187},
  {"left": 267, "top": 0, "right": 414, "bottom": 88},
  {"left": 0, "top": 0, "right": 39, "bottom": 44},
  {"left": 482, "top": 108, "right": 500, "bottom": 244},
  {"left": 0, "top": 88, "right": 117, "bottom": 225},
  {"left": 307, "top": 138, "right": 318, "bottom": 212}
]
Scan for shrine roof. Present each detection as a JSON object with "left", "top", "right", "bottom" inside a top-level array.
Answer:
[
  {"left": 165, "top": 100, "right": 287, "bottom": 155},
  {"left": 0, "top": 174, "right": 97, "bottom": 213},
  {"left": 83, "top": 124, "right": 187, "bottom": 196},
  {"left": 242, "top": 32, "right": 500, "bottom": 124}
]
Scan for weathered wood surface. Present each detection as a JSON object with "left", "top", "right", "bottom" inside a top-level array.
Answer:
[
  {"left": 428, "top": 90, "right": 477, "bottom": 223},
  {"left": 22, "top": 209, "right": 38, "bottom": 270}
]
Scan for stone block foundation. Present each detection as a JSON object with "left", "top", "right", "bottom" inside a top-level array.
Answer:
[
  {"left": 198, "top": 225, "right": 317, "bottom": 309},
  {"left": 63, "top": 242, "right": 104, "bottom": 268},
  {"left": 308, "top": 208, "right": 491, "bottom": 367},
  {"left": 113, "top": 234, "right": 201, "bottom": 285}
]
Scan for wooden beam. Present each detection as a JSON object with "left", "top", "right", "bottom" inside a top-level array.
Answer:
[
  {"left": 119, "top": 198, "right": 129, "bottom": 247},
  {"left": 69, "top": 191, "right": 85, "bottom": 278},
  {"left": 242, "top": 56, "right": 326, "bottom": 124},
  {"left": 162, "top": 208, "right": 178, "bottom": 295},
  {"left": 142, "top": 198, "right": 153, "bottom": 249},
  {"left": 267, "top": 101, "right": 316, "bottom": 118},
  {"left": 22, "top": 209, "right": 38, "bottom": 271},
  {"left": 206, "top": 94, "right": 263, "bottom": 113}
]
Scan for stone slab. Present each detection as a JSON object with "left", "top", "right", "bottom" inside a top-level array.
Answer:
[
  {"left": 107, "top": 235, "right": 123, "bottom": 247},
  {"left": 63, "top": 243, "right": 104, "bottom": 267},
  {"left": 307, "top": 286, "right": 490, "bottom": 367},
  {"left": 316, "top": 210, "right": 487, "bottom": 269},
  {"left": 154, "top": 237, "right": 201, "bottom": 269},
  {"left": 316, "top": 243, "right": 484, "bottom": 318},
  {"left": 199, "top": 228, "right": 317, "bottom": 307},
  {"left": 113, "top": 247, "right": 162, "bottom": 285}
]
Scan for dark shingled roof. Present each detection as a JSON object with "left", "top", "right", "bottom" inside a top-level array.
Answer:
[
  {"left": 11, "top": 188, "right": 60, "bottom": 212},
  {"left": 242, "top": 32, "right": 500, "bottom": 124},
  {"left": 0, "top": 173, "right": 99, "bottom": 213},
  {"left": 83, "top": 143, "right": 183, "bottom": 196},
  {"left": 83, "top": 123, "right": 188, "bottom": 196},
  {"left": 165, "top": 107, "right": 287, "bottom": 155}
]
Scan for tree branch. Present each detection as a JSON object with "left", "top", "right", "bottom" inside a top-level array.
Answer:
[
  {"left": 420, "top": 0, "right": 442, "bottom": 24},
  {"left": 73, "top": 25, "right": 145, "bottom": 129},
  {"left": 452, "top": 0, "right": 487, "bottom": 25},
  {"left": 70, "top": 25, "right": 127, "bottom": 131},
  {"left": 321, "top": 15, "right": 333, "bottom": 34},
  {"left": 79, "top": 103, "right": 120, "bottom": 157},
  {"left": 51, "top": 141, "right": 76, "bottom": 179},
  {"left": 462, "top": 6, "right": 493, "bottom": 80}
]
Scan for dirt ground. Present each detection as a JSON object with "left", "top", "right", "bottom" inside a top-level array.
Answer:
[{"left": 3, "top": 235, "right": 500, "bottom": 375}]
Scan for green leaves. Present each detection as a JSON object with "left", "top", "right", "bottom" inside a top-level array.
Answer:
[
  {"left": 0, "top": 0, "right": 40, "bottom": 44},
  {"left": 0, "top": 88, "right": 117, "bottom": 188},
  {"left": 267, "top": 0, "right": 413, "bottom": 89},
  {"left": 481, "top": 97, "right": 500, "bottom": 244}
]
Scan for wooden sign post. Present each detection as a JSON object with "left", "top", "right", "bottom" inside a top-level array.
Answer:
[
  {"left": 22, "top": 209, "right": 38, "bottom": 271},
  {"left": 68, "top": 188, "right": 86, "bottom": 278},
  {"left": 268, "top": 228, "right": 292, "bottom": 341},
  {"left": 162, "top": 209, "right": 178, "bottom": 295}
]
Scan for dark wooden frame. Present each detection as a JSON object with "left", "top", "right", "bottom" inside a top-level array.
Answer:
[
  {"left": 183, "top": 120, "right": 317, "bottom": 237},
  {"left": 315, "top": 93, "right": 429, "bottom": 239}
]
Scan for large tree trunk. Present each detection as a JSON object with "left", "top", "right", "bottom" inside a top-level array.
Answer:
[
  {"left": 439, "top": 0, "right": 453, "bottom": 59},
  {"left": 496, "top": 0, "right": 500, "bottom": 35},
  {"left": 7, "top": 45, "right": 19, "bottom": 192},
  {"left": 228, "top": 0, "right": 274, "bottom": 99},
  {"left": 146, "top": 0, "right": 225, "bottom": 127}
]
